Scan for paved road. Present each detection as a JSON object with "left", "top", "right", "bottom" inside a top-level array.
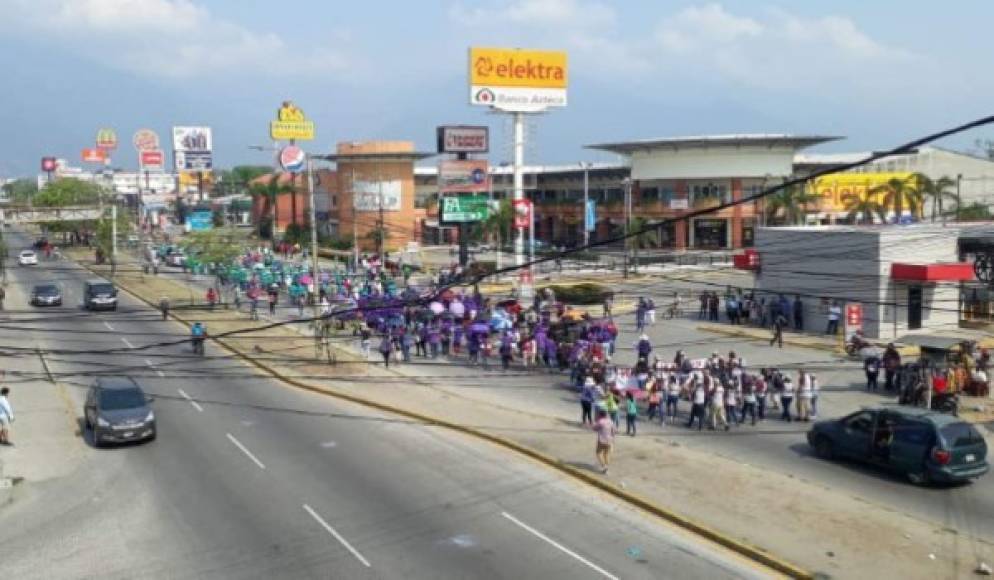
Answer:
[{"left": 0, "top": 230, "right": 768, "bottom": 579}]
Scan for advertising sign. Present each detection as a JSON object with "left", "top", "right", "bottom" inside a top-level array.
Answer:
[
  {"left": 585, "top": 199, "right": 596, "bottom": 232},
  {"left": 669, "top": 198, "right": 689, "bottom": 210},
  {"left": 185, "top": 210, "right": 213, "bottom": 232},
  {"left": 81, "top": 148, "right": 106, "bottom": 164},
  {"left": 440, "top": 195, "right": 490, "bottom": 223},
  {"left": 41, "top": 157, "right": 57, "bottom": 172},
  {"left": 436, "top": 125, "right": 489, "bottom": 153},
  {"left": 96, "top": 128, "right": 118, "bottom": 150},
  {"left": 353, "top": 180, "right": 402, "bottom": 211},
  {"left": 173, "top": 126, "right": 213, "bottom": 171},
  {"left": 469, "top": 47, "right": 568, "bottom": 112},
  {"left": 279, "top": 145, "right": 306, "bottom": 173},
  {"left": 270, "top": 101, "right": 315, "bottom": 141},
  {"left": 132, "top": 129, "right": 160, "bottom": 151},
  {"left": 172, "top": 126, "right": 212, "bottom": 152},
  {"left": 812, "top": 172, "right": 915, "bottom": 214},
  {"left": 439, "top": 160, "right": 489, "bottom": 194},
  {"left": 140, "top": 150, "right": 165, "bottom": 170},
  {"left": 845, "top": 303, "right": 863, "bottom": 332},
  {"left": 512, "top": 198, "right": 532, "bottom": 229}
]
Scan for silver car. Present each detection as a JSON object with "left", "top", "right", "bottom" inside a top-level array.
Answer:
[{"left": 84, "top": 377, "right": 157, "bottom": 447}]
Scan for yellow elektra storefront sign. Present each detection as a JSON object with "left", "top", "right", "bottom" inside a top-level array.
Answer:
[
  {"left": 469, "top": 47, "right": 568, "bottom": 111},
  {"left": 470, "top": 47, "right": 567, "bottom": 88},
  {"left": 812, "top": 172, "right": 915, "bottom": 212}
]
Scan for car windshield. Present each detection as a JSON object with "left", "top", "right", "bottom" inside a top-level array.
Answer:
[
  {"left": 20, "top": 251, "right": 34, "bottom": 257},
  {"left": 34, "top": 285, "right": 58, "bottom": 295},
  {"left": 99, "top": 388, "right": 146, "bottom": 411},
  {"left": 90, "top": 284, "right": 115, "bottom": 294},
  {"left": 939, "top": 422, "right": 985, "bottom": 447}
]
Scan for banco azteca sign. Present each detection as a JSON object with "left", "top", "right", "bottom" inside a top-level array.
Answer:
[{"left": 469, "top": 47, "right": 568, "bottom": 112}]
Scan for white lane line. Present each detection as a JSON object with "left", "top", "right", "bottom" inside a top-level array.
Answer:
[
  {"left": 302, "top": 504, "right": 371, "bottom": 568},
  {"left": 103, "top": 322, "right": 115, "bottom": 331},
  {"left": 145, "top": 359, "right": 154, "bottom": 367},
  {"left": 177, "top": 388, "right": 204, "bottom": 412},
  {"left": 121, "top": 337, "right": 135, "bottom": 349},
  {"left": 156, "top": 370, "right": 166, "bottom": 378},
  {"left": 226, "top": 433, "right": 265, "bottom": 470},
  {"left": 501, "top": 512, "right": 619, "bottom": 580}
]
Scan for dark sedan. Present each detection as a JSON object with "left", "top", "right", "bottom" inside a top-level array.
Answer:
[{"left": 31, "top": 284, "right": 63, "bottom": 307}]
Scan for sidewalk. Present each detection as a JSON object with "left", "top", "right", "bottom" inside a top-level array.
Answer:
[{"left": 73, "top": 249, "right": 993, "bottom": 579}]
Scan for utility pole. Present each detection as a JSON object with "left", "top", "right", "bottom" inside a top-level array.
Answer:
[
  {"left": 956, "top": 173, "right": 962, "bottom": 223},
  {"left": 581, "top": 162, "right": 591, "bottom": 247},
  {"left": 306, "top": 155, "right": 320, "bottom": 319},
  {"left": 377, "top": 175, "right": 385, "bottom": 266},
  {"left": 351, "top": 168, "right": 359, "bottom": 271},
  {"left": 623, "top": 177, "right": 632, "bottom": 278},
  {"left": 111, "top": 203, "right": 118, "bottom": 278}
]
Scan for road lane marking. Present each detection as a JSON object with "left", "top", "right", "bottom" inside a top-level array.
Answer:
[
  {"left": 156, "top": 370, "right": 166, "bottom": 378},
  {"left": 501, "top": 512, "right": 619, "bottom": 580},
  {"left": 226, "top": 433, "right": 265, "bottom": 470},
  {"left": 145, "top": 359, "right": 154, "bottom": 367},
  {"left": 177, "top": 389, "right": 203, "bottom": 412},
  {"left": 104, "top": 322, "right": 115, "bottom": 331},
  {"left": 302, "top": 504, "right": 371, "bottom": 568},
  {"left": 121, "top": 337, "right": 135, "bottom": 349}
]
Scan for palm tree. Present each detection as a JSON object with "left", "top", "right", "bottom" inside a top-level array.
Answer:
[
  {"left": 480, "top": 199, "right": 513, "bottom": 248},
  {"left": 629, "top": 216, "right": 658, "bottom": 250},
  {"left": 249, "top": 174, "right": 295, "bottom": 246},
  {"left": 841, "top": 192, "right": 885, "bottom": 224},
  {"left": 917, "top": 174, "right": 958, "bottom": 222},
  {"left": 764, "top": 184, "right": 819, "bottom": 225},
  {"left": 870, "top": 176, "right": 924, "bottom": 222}
]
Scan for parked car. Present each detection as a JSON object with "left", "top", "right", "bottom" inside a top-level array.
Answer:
[
  {"left": 165, "top": 251, "right": 186, "bottom": 267},
  {"left": 31, "top": 284, "right": 63, "bottom": 307},
  {"left": 84, "top": 377, "right": 156, "bottom": 447},
  {"left": 807, "top": 406, "right": 988, "bottom": 485},
  {"left": 18, "top": 250, "right": 38, "bottom": 266},
  {"left": 83, "top": 279, "right": 118, "bottom": 311}
]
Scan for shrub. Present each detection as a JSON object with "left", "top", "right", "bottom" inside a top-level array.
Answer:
[{"left": 542, "top": 283, "right": 611, "bottom": 305}]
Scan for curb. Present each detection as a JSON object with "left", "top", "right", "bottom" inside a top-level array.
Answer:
[
  {"left": 697, "top": 324, "right": 839, "bottom": 354},
  {"left": 83, "top": 261, "right": 811, "bottom": 579}
]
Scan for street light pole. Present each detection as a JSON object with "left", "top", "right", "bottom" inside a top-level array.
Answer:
[
  {"left": 306, "top": 155, "right": 320, "bottom": 320},
  {"left": 623, "top": 177, "right": 632, "bottom": 278},
  {"left": 581, "top": 162, "right": 590, "bottom": 247},
  {"left": 956, "top": 173, "right": 963, "bottom": 223}
]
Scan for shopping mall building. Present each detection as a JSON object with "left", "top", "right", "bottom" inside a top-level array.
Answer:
[{"left": 417, "top": 134, "right": 839, "bottom": 249}]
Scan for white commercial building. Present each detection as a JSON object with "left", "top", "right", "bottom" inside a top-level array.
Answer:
[{"left": 754, "top": 225, "right": 974, "bottom": 340}]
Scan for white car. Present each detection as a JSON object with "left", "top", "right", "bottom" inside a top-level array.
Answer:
[{"left": 18, "top": 250, "right": 38, "bottom": 266}]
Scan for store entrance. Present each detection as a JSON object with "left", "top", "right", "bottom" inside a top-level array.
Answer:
[{"left": 693, "top": 219, "right": 728, "bottom": 249}]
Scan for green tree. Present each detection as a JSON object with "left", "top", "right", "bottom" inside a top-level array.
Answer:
[
  {"left": 628, "top": 216, "right": 659, "bottom": 249},
  {"left": 95, "top": 206, "right": 133, "bottom": 278},
  {"left": 180, "top": 228, "right": 246, "bottom": 266},
  {"left": 957, "top": 202, "right": 991, "bottom": 221},
  {"left": 479, "top": 199, "right": 513, "bottom": 247},
  {"left": 366, "top": 223, "right": 390, "bottom": 255},
  {"left": 764, "top": 185, "right": 819, "bottom": 225},
  {"left": 249, "top": 174, "right": 295, "bottom": 244},
  {"left": 842, "top": 192, "right": 885, "bottom": 224},
  {"left": 870, "top": 176, "right": 924, "bottom": 221},
  {"left": 1, "top": 178, "right": 38, "bottom": 204},
  {"left": 34, "top": 178, "right": 103, "bottom": 207},
  {"left": 917, "top": 174, "right": 958, "bottom": 221}
]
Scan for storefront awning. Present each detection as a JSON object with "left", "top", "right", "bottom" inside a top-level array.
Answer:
[{"left": 891, "top": 262, "right": 974, "bottom": 282}]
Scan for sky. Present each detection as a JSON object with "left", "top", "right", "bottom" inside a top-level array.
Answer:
[{"left": 1, "top": 0, "right": 993, "bottom": 177}]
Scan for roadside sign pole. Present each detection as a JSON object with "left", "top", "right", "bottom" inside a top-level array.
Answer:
[
  {"left": 306, "top": 155, "right": 321, "bottom": 323},
  {"left": 111, "top": 203, "right": 118, "bottom": 278},
  {"left": 512, "top": 111, "right": 529, "bottom": 298}
]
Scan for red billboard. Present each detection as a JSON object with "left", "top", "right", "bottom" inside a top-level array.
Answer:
[
  {"left": 40, "top": 157, "right": 57, "bottom": 172},
  {"left": 81, "top": 148, "right": 106, "bottom": 163},
  {"left": 140, "top": 150, "right": 164, "bottom": 170},
  {"left": 513, "top": 199, "right": 532, "bottom": 229}
]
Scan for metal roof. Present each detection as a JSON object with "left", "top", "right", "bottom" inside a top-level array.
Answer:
[
  {"left": 413, "top": 162, "right": 628, "bottom": 176},
  {"left": 586, "top": 134, "right": 843, "bottom": 155},
  {"left": 316, "top": 151, "right": 435, "bottom": 162}
]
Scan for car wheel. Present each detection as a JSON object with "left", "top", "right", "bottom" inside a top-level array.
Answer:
[
  {"left": 815, "top": 436, "right": 834, "bottom": 460},
  {"left": 907, "top": 470, "right": 931, "bottom": 486}
]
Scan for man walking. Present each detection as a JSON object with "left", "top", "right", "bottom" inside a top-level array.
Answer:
[
  {"left": 826, "top": 300, "right": 841, "bottom": 335},
  {"left": 687, "top": 376, "right": 707, "bottom": 430},
  {"left": 593, "top": 409, "right": 617, "bottom": 475},
  {"left": 770, "top": 312, "right": 787, "bottom": 348},
  {"left": 780, "top": 376, "right": 794, "bottom": 422},
  {"left": 864, "top": 354, "right": 881, "bottom": 391},
  {"left": 580, "top": 377, "right": 596, "bottom": 426},
  {"left": 0, "top": 387, "right": 13, "bottom": 445},
  {"left": 796, "top": 369, "right": 813, "bottom": 421},
  {"left": 883, "top": 344, "right": 901, "bottom": 391}
]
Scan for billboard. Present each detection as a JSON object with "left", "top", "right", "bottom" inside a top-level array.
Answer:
[
  {"left": 440, "top": 195, "right": 490, "bottom": 223},
  {"left": 439, "top": 159, "right": 489, "bottom": 193},
  {"left": 81, "top": 148, "right": 107, "bottom": 163},
  {"left": 437, "top": 125, "right": 489, "bottom": 153},
  {"left": 812, "top": 172, "right": 915, "bottom": 213},
  {"left": 133, "top": 129, "right": 160, "bottom": 151},
  {"left": 140, "top": 150, "right": 165, "bottom": 171},
  {"left": 585, "top": 199, "right": 596, "bottom": 232},
  {"left": 185, "top": 210, "right": 213, "bottom": 231},
  {"left": 41, "top": 157, "right": 57, "bottom": 172},
  {"left": 353, "top": 180, "right": 402, "bottom": 211},
  {"left": 173, "top": 126, "right": 213, "bottom": 171},
  {"left": 469, "top": 47, "right": 567, "bottom": 112},
  {"left": 270, "top": 101, "right": 315, "bottom": 141},
  {"left": 96, "top": 128, "right": 118, "bottom": 150}
]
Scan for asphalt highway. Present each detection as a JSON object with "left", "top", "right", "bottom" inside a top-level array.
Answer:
[{"left": 0, "top": 230, "right": 768, "bottom": 579}]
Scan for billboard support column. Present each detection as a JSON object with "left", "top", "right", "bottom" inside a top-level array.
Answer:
[
  {"left": 306, "top": 156, "right": 320, "bottom": 321},
  {"left": 457, "top": 152, "right": 470, "bottom": 269},
  {"left": 513, "top": 111, "right": 527, "bottom": 293}
]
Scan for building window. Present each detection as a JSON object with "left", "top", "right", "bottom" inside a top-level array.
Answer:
[
  {"left": 640, "top": 187, "right": 659, "bottom": 201},
  {"left": 332, "top": 196, "right": 337, "bottom": 208},
  {"left": 606, "top": 188, "right": 623, "bottom": 202}
]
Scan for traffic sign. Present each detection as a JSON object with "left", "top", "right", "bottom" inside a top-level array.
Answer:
[{"left": 440, "top": 194, "right": 490, "bottom": 223}]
